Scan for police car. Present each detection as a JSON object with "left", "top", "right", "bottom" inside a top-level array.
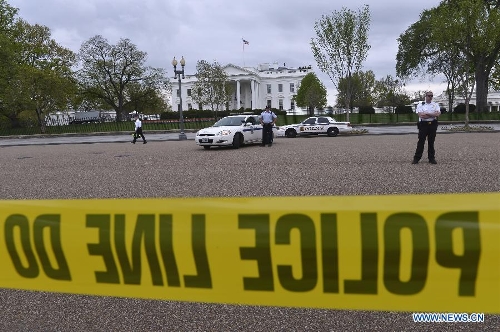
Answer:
[
  {"left": 277, "top": 116, "right": 352, "bottom": 138},
  {"left": 195, "top": 115, "right": 276, "bottom": 149}
]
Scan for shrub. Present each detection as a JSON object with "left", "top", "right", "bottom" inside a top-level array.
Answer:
[
  {"left": 0, "top": 114, "right": 12, "bottom": 131},
  {"left": 18, "top": 110, "right": 38, "bottom": 127},
  {"left": 160, "top": 111, "right": 178, "bottom": 120},
  {"left": 454, "top": 103, "right": 476, "bottom": 113},
  {"left": 395, "top": 105, "right": 413, "bottom": 114},
  {"left": 358, "top": 106, "right": 375, "bottom": 114}
]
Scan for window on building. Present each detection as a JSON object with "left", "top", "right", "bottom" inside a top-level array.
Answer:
[
  {"left": 278, "top": 84, "right": 283, "bottom": 93},
  {"left": 177, "top": 104, "right": 181, "bottom": 111},
  {"left": 267, "top": 100, "right": 272, "bottom": 108},
  {"left": 279, "top": 99, "right": 283, "bottom": 110},
  {"left": 290, "top": 83, "right": 295, "bottom": 93},
  {"left": 291, "top": 101, "right": 295, "bottom": 110},
  {"left": 188, "top": 103, "right": 192, "bottom": 110},
  {"left": 176, "top": 89, "right": 180, "bottom": 97},
  {"left": 267, "top": 84, "right": 272, "bottom": 94},
  {"left": 187, "top": 89, "right": 191, "bottom": 97}
]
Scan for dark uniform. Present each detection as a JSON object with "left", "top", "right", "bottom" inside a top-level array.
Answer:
[
  {"left": 413, "top": 92, "right": 440, "bottom": 164},
  {"left": 259, "top": 106, "right": 277, "bottom": 147}
]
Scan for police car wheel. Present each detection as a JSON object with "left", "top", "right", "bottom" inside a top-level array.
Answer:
[
  {"left": 232, "top": 133, "right": 242, "bottom": 149},
  {"left": 327, "top": 127, "right": 339, "bottom": 137},
  {"left": 285, "top": 129, "right": 297, "bottom": 138}
]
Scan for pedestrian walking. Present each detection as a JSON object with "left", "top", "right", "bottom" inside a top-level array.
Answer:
[
  {"left": 132, "top": 114, "right": 147, "bottom": 144},
  {"left": 259, "top": 105, "right": 277, "bottom": 147},
  {"left": 412, "top": 91, "right": 440, "bottom": 164}
]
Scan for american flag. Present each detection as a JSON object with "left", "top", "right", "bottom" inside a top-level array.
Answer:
[{"left": 242, "top": 38, "right": 249, "bottom": 45}]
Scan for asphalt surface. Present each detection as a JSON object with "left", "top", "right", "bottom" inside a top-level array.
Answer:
[{"left": 0, "top": 126, "right": 499, "bottom": 331}]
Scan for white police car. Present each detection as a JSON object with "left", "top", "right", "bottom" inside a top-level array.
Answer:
[
  {"left": 277, "top": 116, "right": 352, "bottom": 138},
  {"left": 195, "top": 115, "right": 276, "bottom": 149}
]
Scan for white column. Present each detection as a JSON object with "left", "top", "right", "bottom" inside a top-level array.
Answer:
[
  {"left": 256, "top": 81, "right": 260, "bottom": 109},
  {"left": 251, "top": 80, "right": 255, "bottom": 110},
  {"left": 236, "top": 80, "right": 241, "bottom": 110}
]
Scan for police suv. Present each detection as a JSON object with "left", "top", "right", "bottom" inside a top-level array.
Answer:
[
  {"left": 195, "top": 115, "right": 276, "bottom": 149},
  {"left": 277, "top": 116, "right": 352, "bottom": 138}
]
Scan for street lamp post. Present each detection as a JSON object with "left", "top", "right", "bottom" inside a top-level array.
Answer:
[{"left": 172, "top": 56, "right": 187, "bottom": 140}]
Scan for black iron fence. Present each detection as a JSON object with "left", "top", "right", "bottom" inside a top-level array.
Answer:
[
  {"left": 0, "top": 118, "right": 215, "bottom": 136},
  {"left": 1, "top": 112, "right": 499, "bottom": 137},
  {"left": 332, "top": 112, "right": 500, "bottom": 124}
]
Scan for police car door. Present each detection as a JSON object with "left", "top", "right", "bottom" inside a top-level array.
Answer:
[
  {"left": 300, "top": 117, "right": 318, "bottom": 134},
  {"left": 317, "top": 117, "right": 330, "bottom": 134},
  {"left": 244, "top": 116, "right": 259, "bottom": 142}
]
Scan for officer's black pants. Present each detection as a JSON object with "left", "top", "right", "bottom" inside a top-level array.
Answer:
[
  {"left": 133, "top": 128, "right": 146, "bottom": 143},
  {"left": 414, "top": 120, "right": 438, "bottom": 161},
  {"left": 262, "top": 123, "right": 273, "bottom": 145}
]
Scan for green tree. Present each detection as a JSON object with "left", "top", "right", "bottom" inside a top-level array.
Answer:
[
  {"left": 77, "top": 35, "right": 169, "bottom": 121},
  {"left": 491, "top": 58, "right": 500, "bottom": 90},
  {"left": 9, "top": 19, "right": 76, "bottom": 133},
  {"left": 397, "top": 0, "right": 500, "bottom": 113},
  {"left": 191, "top": 60, "right": 232, "bottom": 119},
  {"left": 336, "top": 70, "right": 375, "bottom": 108},
  {"left": 311, "top": 5, "right": 371, "bottom": 121},
  {"left": 125, "top": 83, "right": 169, "bottom": 115},
  {"left": 294, "top": 72, "right": 327, "bottom": 116},
  {"left": 398, "top": 9, "right": 468, "bottom": 114},
  {"left": 0, "top": 0, "right": 17, "bottom": 33},
  {"left": 427, "top": 47, "right": 466, "bottom": 114},
  {"left": 0, "top": 0, "right": 20, "bottom": 127},
  {"left": 374, "top": 75, "right": 411, "bottom": 112},
  {"left": 455, "top": 61, "right": 476, "bottom": 126}
]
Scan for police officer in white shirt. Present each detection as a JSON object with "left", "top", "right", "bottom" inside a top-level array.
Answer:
[
  {"left": 413, "top": 91, "right": 440, "bottom": 164},
  {"left": 132, "top": 114, "right": 147, "bottom": 144},
  {"left": 259, "top": 105, "right": 277, "bottom": 147}
]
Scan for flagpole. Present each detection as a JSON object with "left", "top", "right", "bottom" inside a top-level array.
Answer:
[{"left": 242, "top": 38, "right": 249, "bottom": 67}]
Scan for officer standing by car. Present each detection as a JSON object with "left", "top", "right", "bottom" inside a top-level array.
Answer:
[{"left": 260, "top": 105, "right": 277, "bottom": 147}]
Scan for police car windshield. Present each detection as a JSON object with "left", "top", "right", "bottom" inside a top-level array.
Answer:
[{"left": 213, "top": 116, "right": 246, "bottom": 127}]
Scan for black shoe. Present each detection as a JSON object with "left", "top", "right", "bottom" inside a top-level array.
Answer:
[
  {"left": 429, "top": 159, "right": 437, "bottom": 164},
  {"left": 143, "top": 141, "right": 147, "bottom": 144},
  {"left": 412, "top": 159, "right": 419, "bottom": 164},
  {"left": 131, "top": 141, "right": 135, "bottom": 144}
]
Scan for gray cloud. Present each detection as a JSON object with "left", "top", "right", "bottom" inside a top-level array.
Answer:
[{"left": 10, "top": 0, "right": 444, "bottom": 105}]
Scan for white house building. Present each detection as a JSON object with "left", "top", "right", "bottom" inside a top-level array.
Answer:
[
  {"left": 171, "top": 62, "right": 314, "bottom": 113},
  {"left": 433, "top": 90, "right": 500, "bottom": 112}
]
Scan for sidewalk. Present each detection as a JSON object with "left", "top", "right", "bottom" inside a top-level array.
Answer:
[
  {"left": 357, "top": 122, "right": 500, "bottom": 135},
  {"left": 0, "top": 131, "right": 192, "bottom": 146},
  {"left": 1, "top": 123, "right": 498, "bottom": 147}
]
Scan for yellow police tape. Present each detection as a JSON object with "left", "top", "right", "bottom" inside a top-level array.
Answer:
[{"left": 0, "top": 193, "right": 499, "bottom": 313}]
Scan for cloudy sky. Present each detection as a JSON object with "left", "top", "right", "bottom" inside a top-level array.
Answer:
[{"left": 10, "top": 0, "right": 445, "bottom": 106}]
